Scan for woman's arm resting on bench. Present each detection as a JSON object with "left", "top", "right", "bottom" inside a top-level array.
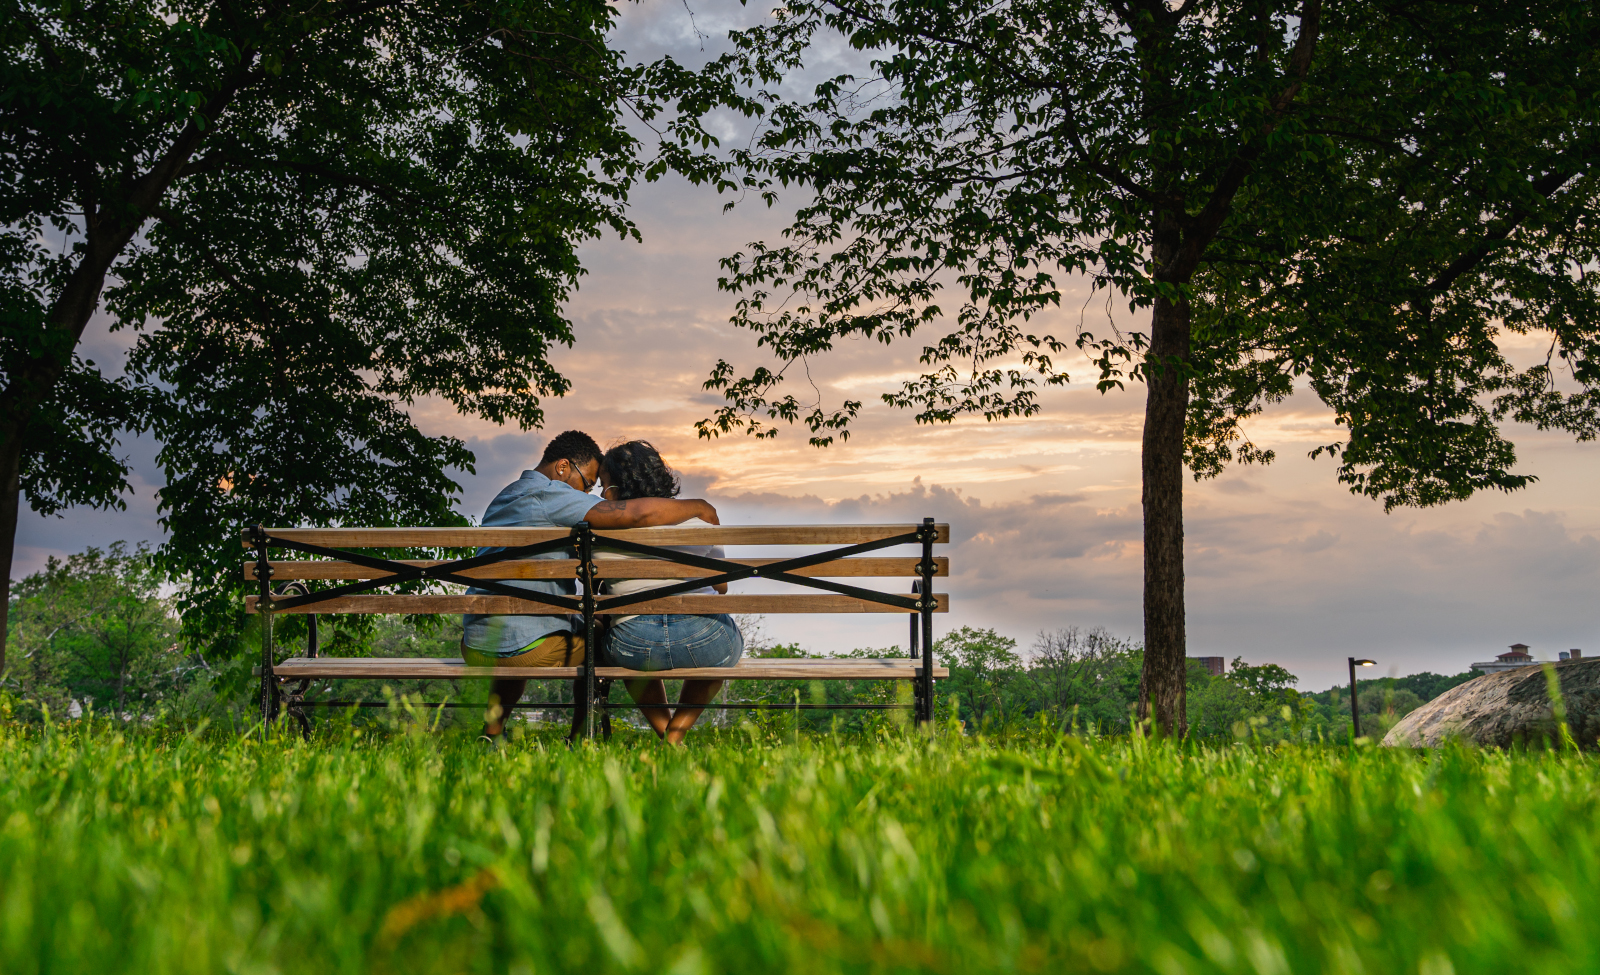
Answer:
[{"left": 581, "top": 498, "right": 719, "bottom": 529}]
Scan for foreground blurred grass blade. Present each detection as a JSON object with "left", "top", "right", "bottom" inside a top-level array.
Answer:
[{"left": 0, "top": 724, "right": 1596, "bottom": 973}]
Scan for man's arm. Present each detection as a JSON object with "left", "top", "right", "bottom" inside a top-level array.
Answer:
[{"left": 580, "top": 497, "right": 719, "bottom": 529}]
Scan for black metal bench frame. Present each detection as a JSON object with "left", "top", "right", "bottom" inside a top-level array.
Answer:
[{"left": 248, "top": 518, "right": 944, "bottom": 738}]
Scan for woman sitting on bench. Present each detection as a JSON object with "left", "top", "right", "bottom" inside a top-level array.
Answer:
[{"left": 596, "top": 441, "right": 744, "bottom": 743}]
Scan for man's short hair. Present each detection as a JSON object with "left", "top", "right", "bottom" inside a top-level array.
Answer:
[{"left": 539, "top": 430, "right": 602, "bottom": 469}]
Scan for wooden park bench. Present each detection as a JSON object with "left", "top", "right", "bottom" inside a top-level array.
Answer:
[{"left": 243, "top": 520, "right": 949, "bottom": 738}]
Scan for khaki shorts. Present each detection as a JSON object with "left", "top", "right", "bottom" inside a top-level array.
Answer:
[{"left": 462, "top": 633, "right": 585, "bottom": 669}]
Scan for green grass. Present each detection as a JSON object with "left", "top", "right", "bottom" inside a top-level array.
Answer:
[{"left": 1, "top": 719, "right": 1596, "bottom": 974}]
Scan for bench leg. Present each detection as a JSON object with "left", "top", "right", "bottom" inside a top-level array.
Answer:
[
  {"left": 577, "top": 522, "right": 599, "bottom": 741},
  {"left": 291, "top": 706, "right": 311, "bottom": 741},
  {"left": 596, "top": 678, "right": 614, "bottom": 740},
  {"left": 278, "top": 678, "right": 312, "bottom": 741},
  {"left": 909, "top": 583, "right": 923, "bottom": 722},
  {"left": 260, "top": 673, "right": 277, "bottom": 727},
  {"left": 917, "top": 516, "right": 937, "bottom": 726},
  {"left": 259, "top": 614, "right": 280, "bottom": 728}
]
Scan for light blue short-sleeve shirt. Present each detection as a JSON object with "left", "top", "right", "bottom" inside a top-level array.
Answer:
[{"left": 462, "top": 470, "right": 599, "bottom": 656}]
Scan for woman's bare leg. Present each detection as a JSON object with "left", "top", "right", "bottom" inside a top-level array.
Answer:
[
  {"left": 625, "top": 679, "right": 670, "bottom": 738},
  {"left": 665, "top": 679, "right": 724, "bottom": 744}
]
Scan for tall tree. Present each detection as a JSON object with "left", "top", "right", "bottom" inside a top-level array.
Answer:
[
  {"left": 0, "top": 0, "right": 717, "bottom": 667},
  {"left": 694, "top": 0, "right": 1600, "bottom": 733},
  {"left": 937, "top": 625, "right": 1023, "bottom": 729},
  {"left": 7, "top": 541, "right": 179, "bottom": 721}
]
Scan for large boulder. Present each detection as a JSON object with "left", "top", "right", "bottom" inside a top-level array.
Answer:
[{"left": 1382, "top": 658, "right": 1600, "bottom": 749}]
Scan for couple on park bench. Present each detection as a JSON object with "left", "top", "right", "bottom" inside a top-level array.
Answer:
[{"left": 464, "top": 430, "right": 741, "bottom": 745}]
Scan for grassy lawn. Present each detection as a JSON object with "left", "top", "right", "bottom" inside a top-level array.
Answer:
[{"left": 0, "top": 719, "right": 1594, "bottom": 974}]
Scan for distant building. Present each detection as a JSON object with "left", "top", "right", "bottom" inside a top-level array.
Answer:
[
  {"left": 1190, "top": 656, "right": 1226, "bottom": 676},
  {"left": 1471, "top": 643, "right": 1541, "bottom": 674},
  {"left": 1501, "top": 643, "right": 1533, "bottom": 663}
]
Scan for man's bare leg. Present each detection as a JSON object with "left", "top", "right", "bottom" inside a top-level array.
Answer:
[
  {"left": 484, "top": 678, "right": 528, "bottom": 737},
  {"left": 625, "top": 679, "right": 671, "bottom": 738},
  {"left": 665, "top": 679, "right": 724, "bottom": 744}
]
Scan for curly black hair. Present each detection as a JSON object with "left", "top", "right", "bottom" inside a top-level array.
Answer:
[
  {"left": 601, "top": 441, "right": 681, "bottom": 500},
  {"left": 538, "top": 430, "right": 602, "bottom": 468}
]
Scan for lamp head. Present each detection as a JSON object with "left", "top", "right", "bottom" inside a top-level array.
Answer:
[{"left": 1354, "top": 659, "right": 1376, "bottom": 667}]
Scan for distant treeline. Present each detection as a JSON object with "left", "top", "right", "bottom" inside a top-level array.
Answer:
[{"left": 719, "top": 625, "right": 1474, "bottom": 743}]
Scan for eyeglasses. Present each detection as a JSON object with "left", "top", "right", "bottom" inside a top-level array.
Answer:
[{"left": 566, "top": 462, "right": 595, "bottom": 493}]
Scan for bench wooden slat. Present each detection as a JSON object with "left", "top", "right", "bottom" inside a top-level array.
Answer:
[
  {"left": 245, "top": 593, "right": 948, "bottom": 616},
  {"left": 270, "top": 657, "right": 947, "bottom": 680},
  {"left": 240, "top": 524, "right": 950, "bottom": 549},
  {"left": 245, "top": 556, "right": 949, "bottom": 582}
]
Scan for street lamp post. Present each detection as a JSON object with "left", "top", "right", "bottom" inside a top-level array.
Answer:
[{"left": 1348, "top": 657, "right": 1376, "bottom": 739}]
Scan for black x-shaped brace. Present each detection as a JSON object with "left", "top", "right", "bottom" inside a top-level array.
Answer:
[
  {"left": 588, "top": 530, "right": 929, "bottom": 611},
  {"left": 249, "top": 525, "right": 939, "bottom": 615},
  {"left": 253, "top": 533, "right": 584, "bottom": 613}
]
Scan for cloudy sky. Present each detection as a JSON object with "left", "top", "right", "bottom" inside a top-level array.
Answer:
[{"left": 23, "top": 2, "right": 1600, "bottom": 691}]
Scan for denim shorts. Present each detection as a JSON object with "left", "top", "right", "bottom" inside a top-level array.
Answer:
[{"left": 603, "top": 614, "right": 744, "bottom": 671}]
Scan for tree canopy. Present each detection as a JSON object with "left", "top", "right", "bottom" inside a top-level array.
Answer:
[
  {"left": 693, "top": 0, "right": 1600, "bottom": 733},
  {"left": 1195, "top": 1, "right": 1600, "bottom": 508},
  {"left": 1, "top": 0, "right": 722, "bottom": 665}
]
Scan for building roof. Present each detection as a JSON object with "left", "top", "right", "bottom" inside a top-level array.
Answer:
[{"left": 1473, "top": 643, "right": 1542, "bottom": 672}]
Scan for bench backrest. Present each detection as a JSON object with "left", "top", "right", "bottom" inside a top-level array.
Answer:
[{"left": 240, "top": 523, "right": 949, "bottom": 617}]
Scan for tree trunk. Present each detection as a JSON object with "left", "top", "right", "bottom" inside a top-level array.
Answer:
[
  {"left": 1121, "top": 0, "right": 1321, "bottom": 740},
  {"left": 0, "top": 429, "right": 19, "bottom": 682},
  {"left": 1139, "top": 286, "right": 1192, "bottom": 736},
  {"left": 0, "top": 254, "right": 129, "bottom": 689},
  {"left": 0, "top": 67, "right": 253, "bottom": 674}
]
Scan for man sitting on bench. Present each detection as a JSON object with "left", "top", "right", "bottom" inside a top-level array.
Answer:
[{"left": 463, "top": 430, "right": 719, "bottom": 743}]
